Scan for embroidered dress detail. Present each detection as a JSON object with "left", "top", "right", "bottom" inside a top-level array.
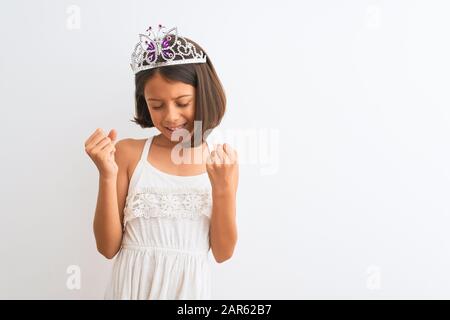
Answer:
[{"left": 123, "top": 186, "right": 212, "bottom": 230}]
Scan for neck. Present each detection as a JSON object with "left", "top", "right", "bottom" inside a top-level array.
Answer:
[{"left": 155, "top": 133, "right": 205, "bottom": 150}]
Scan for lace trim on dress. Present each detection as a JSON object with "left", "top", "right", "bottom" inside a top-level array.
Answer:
[{"left": 122, "top": 186, "right": 212, "bottom": 230}]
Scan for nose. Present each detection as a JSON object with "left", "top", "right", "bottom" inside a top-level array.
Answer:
[{"left": 163, "top": 102, "right": 182, "bottom": 123}]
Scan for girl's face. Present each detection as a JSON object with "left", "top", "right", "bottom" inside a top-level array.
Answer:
[{"left": 144, "top": 72, "right": 196, "bottom": 146}]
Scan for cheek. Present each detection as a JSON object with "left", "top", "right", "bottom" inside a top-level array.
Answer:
[
  {"left": 148, "top": 109, "right": 161, "bottom": 123},
  {"left": 187, "top": 104, "right": 196, "bottom": 120}
]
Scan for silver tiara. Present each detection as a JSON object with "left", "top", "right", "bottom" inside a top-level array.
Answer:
[{"left": 130, "top": 24, "right": 207, "bottom": 74}]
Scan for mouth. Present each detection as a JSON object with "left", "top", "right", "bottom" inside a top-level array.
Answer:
[{"left": 164, "top": 123, "right": 187, "bottom": 132}]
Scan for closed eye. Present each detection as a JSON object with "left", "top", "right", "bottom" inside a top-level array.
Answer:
[{"left": 150, "top": 102, "right": 190, "bottom": 110}]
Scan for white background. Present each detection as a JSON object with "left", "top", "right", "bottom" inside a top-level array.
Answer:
[{"left": 1, "top": 0, "right": 450, "bottom": 299}]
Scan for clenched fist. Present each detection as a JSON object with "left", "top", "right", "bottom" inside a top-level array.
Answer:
[
  {"left": 206, "top": 143, "right": 239, "bottom": 195},
  {"left": 84, "top": 128, "right": 118, "bottom": 180}
]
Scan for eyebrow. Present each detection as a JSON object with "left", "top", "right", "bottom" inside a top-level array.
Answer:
[{"left": 146, "top": 94, "right": 192, "bottom": 101}]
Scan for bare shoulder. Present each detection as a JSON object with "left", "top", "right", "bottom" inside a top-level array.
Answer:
[
  {"left": 115, "top": 138, "right": 147, "bottom": 155},
  {"left": 115, "top": 138, "right": 145, "bottom": 149},
  {"left": 115, "top": 138, "right": 146, "bottom": 180}
]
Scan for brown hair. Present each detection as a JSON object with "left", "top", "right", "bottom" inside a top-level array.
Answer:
[{"left": 131, "top": 37, "right": 226, "bottom": 146}]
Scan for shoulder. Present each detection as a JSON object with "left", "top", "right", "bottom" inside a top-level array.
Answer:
[
  {"left": 115, "top": 138, "right": 145, "bottom": 150},
  {"left": 114, "top": 138, "right": 147, "bottom": 160},
  {"left": 114, "top": 138, "right": 147, "bottom": 179}
]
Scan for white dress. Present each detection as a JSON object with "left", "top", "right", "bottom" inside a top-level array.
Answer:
[{"left": 104, "top": 134, "right": 213, "bottom": 299}]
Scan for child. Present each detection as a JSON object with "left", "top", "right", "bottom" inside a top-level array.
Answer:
[{"left": 84, "top": 24, "right": 238, "bottom": 299}]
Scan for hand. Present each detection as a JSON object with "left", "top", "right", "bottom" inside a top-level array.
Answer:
[
  {"left": 84, "top": 128, "right": 118, "bottom": 180},
  {"left": 206, "top": 143, "right": 239, "bottom": 195}
]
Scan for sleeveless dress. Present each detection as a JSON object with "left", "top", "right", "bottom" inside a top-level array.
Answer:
[{"left": 104, "top": 134, "right": 213, "bottom": 299}]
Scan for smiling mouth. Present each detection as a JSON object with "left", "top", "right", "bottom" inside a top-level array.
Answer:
[{"left": 165, "top": 123, "right": 187, "bottom": 132}]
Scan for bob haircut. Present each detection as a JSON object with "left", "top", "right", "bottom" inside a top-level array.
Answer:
[{"left": 131, "top": 37, "right": 226, "bottom": 147}]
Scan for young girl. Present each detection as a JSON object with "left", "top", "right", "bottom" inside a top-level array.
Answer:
[{"left": 84, "top": 24, "right": 239, "bottom": 299}]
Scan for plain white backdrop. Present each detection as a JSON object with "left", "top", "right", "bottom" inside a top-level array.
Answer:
[{"left": 1, "top": 0, "right": 450, "bottom": 299}]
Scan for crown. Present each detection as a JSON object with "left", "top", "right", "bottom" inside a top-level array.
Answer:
[{"left": 130, "top": 24, "right": 207, "bottom": 74}]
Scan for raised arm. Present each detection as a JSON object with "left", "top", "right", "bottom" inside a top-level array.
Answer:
[{"left": 85, "top": 128, "right": 131, "bottom": 259}]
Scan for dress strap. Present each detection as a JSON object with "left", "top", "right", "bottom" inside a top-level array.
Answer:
[
  {"left": 140, "top": 135, "right": 154, "bottom": 163},
  {"left": 204, "top": 135, "right": 213, "bottom": 154}
]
